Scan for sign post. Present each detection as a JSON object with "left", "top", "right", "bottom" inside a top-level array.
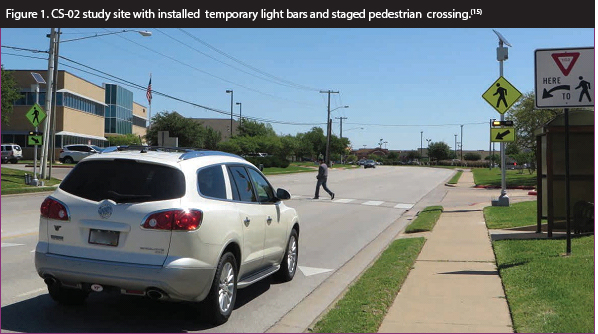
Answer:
[
  {"left": 535, "top": 47, "right": 594, "bottom": 255},
  {"left": 25, "top": 103, "right": 46, "bottom": 185}
]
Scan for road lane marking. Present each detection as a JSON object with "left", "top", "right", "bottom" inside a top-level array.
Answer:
[
  {"left": 394, "top": 203, "right": 414, "bottom": 209},
  {"left": 17, "top": 288, "right": 46, "bottom": 298},
  {"left": 362, "top": 201, "right": 384, "bottom": 206},
  {"left": 333, "top": 198, "right": 355, "bottom": 203},
  {"left": 298, "top": 266, "right": 333, "bottom": 277},
  {"left": 1, "top": 242, "right": 25, "bottom": 248}
]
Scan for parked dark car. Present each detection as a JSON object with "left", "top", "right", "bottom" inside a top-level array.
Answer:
[{"left": 364, "top": 159, "right": 376, "bottom": 169}]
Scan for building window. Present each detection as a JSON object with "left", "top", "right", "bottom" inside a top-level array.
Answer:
[{"left": 104, "top": 84, "right": 133, "bottom": 135}]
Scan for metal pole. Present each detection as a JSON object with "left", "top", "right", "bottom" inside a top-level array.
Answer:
[
  {"left": 40, "top": 28, "right": 56, "bottom": 181},
  {"left": 454, "top": 134, "right": 457, "bottom": 158},
  {"left": 230, "top": 91, "right": 233, "bottom": 138},
  {"left": 564, "top": 108, "right": 571, "bottom": 255},
  {"left": 489, "top": 119, "right": 493, "bottom": 170},
  {"left": 49, "top": 28, "right": 61, "bottom": 178},
  {"left": 460, "top": 124, "right": 464, "bottom": 160},
  {"left": 499, "top": 42, "right": 508, "bottom": 203},
  {"left": 320, "top": 90, "right": 339, "bottom": 166},
  {"left": 32, "top": 84, "right": 40, "bottom": 185},
  {"left": 420, "top": 131, "right": 423, "bottom": 158}
]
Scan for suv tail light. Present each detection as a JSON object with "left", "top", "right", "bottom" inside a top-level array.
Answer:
[
  {"left": 40, "top": 197, "right": 69, "bottom": 221},
  {"left": 142, "top": 210, "right": 203, "bottom": 231}
]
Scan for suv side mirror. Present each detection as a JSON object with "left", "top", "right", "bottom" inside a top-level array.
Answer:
[{"left": 276, "top": 188, "right": 291, "bottom": 200}]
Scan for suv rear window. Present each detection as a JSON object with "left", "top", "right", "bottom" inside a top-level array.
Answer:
[{"left": 60, "top": 159, "right": 186, "bottom": 203}]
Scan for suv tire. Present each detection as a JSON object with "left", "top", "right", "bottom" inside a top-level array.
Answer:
[
  {"left": 10, "top": 158, "right": 17, "bottom": 164},
  {"left": 276, "top": 229, "right": 298, "bottom": 282},
  {"left": 63, "top": 156, "right": 74, "bottom": 164},
  {"left": 207, "top": 252, "right": 237, "bottom": 325}
]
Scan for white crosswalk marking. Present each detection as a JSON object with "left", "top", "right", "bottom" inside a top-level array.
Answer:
[
  {"left": 333, "top": 199, "right": 355, "bottom": 203},
  {"left": 2, "top": 243, "right": 25, "bottom": 248},
  {"left": 394, "top": 203, "right": 414, "bottom": 209},
  {"left": 362, "top": 201, "right": 384, "bottom": 206}
]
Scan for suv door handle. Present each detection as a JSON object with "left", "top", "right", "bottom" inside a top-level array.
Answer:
[
  {"left": 244, "top": 217, "right": 250, "bottom": 227},
  {"left": 267, "top": 216, "right": 273, "bottom": 225}
]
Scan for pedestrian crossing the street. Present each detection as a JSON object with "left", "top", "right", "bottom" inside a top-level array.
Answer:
[{"left": 291, "top": 195, "right": 413, "bottom": 210}]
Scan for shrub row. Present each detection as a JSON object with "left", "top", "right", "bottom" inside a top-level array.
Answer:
[{"left": 244, "top": 156, "right": 290, "bottom": 169}]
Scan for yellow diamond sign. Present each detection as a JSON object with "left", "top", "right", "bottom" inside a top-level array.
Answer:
[
  {"left": 25, "top": 103, "right": 46, "bottom": 127},
  {"left": 482, "top": 76, "right": 522, "bottom": 114}
]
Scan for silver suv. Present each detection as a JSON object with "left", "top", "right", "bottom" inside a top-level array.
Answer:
[
  {"left": 34, "top": 147, "right": 300, "bottom": 325},
  {"left": 1, "top": 143, "right": 23, "bottom": 164},
  {"left": 59, "top": 144, "right": 103, "bottom": 164}
]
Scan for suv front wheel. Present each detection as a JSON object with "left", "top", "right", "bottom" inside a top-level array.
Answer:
[
  {"left": 207, "top": 252, "right": 238, "bottom": 325},
  {"left": 276, "top": 229, "right": 298, "bottom": 282}
]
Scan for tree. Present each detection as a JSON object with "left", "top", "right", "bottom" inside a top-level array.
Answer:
[
  {"left": 505, "top": 91, "right": 590, "bottom": 153},
  {"left": 428, "top": 142, "right": 451, "bottom": 161},
  {"left": 1, "top": 65, "right": 22, "bottom": 125},
  {"left": 463, "top": 152, "right": 482, "bottom": 161},
  {"left": 108, "top": 134, "right": 142, "bottom": 146},
  {"left": 146, "top": 111, "right": 216, "bottom": 148},
  {"left": 238, "top": 119, "right": 277, "bottom": 137}
]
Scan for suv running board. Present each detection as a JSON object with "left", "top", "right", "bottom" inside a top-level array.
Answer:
[{"left": 237, "top": 265, "right": 280, "bottom": 289}]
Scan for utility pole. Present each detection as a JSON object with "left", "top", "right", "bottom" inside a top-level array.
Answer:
[
  {"left": 460, "top": 124, "right": 464, "bottom": 160},
  {"left": 40, "top": 28, "right": 57, "bottom": 180},
  {"left": 420, "top": 131, "right": 423, "bottom": 158},
  {"left": 454, "top": 134, "right": 457, "bottom": 158},
  {"left": 335, "top": 117, "right": 347, "bottom": 138},
  {"left": 320, "top": 90, "right": 339, "bottom": 166}
]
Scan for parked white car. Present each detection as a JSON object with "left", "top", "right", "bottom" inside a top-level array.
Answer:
[
  {"left": 35, "top": 147, "right": 300, "bottom": 325},
  {"left": 59, "top": 144, "right": 103, "bottom": 164}
]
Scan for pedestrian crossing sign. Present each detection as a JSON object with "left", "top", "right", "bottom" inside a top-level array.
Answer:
[
  {"left": 25, "top": 103, "right": 46, "bottom": 127},
  {"left": 482, "top": 76, "right": 522, "bottom": 114}
]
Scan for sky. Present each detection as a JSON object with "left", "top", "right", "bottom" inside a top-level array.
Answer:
[{"left": 1, "top": 27, "right": 595, "bottom": 152}]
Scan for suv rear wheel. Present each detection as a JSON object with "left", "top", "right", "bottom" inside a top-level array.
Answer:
[
  {"left": 276, "top": 229, "right": 298, "bottom": 282},
  {"left": 207, "top": 252, "right": 237, "bottom": 325},
  {"left": 63, "top": 156, "right": 74, "bottom": 164}
]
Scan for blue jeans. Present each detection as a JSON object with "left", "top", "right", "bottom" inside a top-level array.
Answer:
[{"left": 315, "top": 178, "right": 333, "bottom": 198}]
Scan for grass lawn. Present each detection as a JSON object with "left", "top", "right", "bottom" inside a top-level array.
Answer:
[
  {"left": 447, "top": 170, "right": 463, "bottom": 184},
  {"left": 489, "top": 199, "right": 594, "bottom": 333},
  {"left": 493, "top": 236, "right": 594, "bottom": 333},
  {"left": 310, "top": 237, "right": 426, "bottom": 333},
  {"left": 472, "top": 168, "right": 537, "bottom": 187},
  {"left": 1, "top": 167, "right": 61, "bottom": 195},
  {"left": 405, "top": 205, "right": 444, "bottom": 233},
  {"left": 484, "top": 200, "right": 546, "bottom": 229}
]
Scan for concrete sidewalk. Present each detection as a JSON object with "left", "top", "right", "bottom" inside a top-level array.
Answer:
[{"left": 378, "top": 169, "right": 537, "bottom": 333}]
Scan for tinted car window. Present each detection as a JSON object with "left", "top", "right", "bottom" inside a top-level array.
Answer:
[
  {"left": 228, "top": 166, "right": 257, "bottom": 202},
  {"left": 198, "top": 165, "right": 227, "bottom": 200},
  {"left": 246, "top": 168, "right": 276, "bottom": 203},
  {"left": 60, "top": 159, "right": 185, "bottom": 203}
]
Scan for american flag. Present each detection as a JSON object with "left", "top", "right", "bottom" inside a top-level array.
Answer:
[{"left": 146, "top": 77, "right": 152, "bottom": 105}]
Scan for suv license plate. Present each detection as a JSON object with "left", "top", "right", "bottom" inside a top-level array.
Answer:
[{"left": 89, "top": 229, "right": 119, "bottom": 247}]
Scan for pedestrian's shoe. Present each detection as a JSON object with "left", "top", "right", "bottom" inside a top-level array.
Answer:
[
  {"left": 331, "top": 193, "right": 335, "bottom": 200},
  {"left": 312, "top": 197, "right": 319, "bottom": 199}
]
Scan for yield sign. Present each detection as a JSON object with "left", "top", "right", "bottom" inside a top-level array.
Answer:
[{"left": 551, "top": 52, "right": 580, "bottom": 76}]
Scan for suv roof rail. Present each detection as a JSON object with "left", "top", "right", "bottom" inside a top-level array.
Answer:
[{"left": 101, "top": 145, "right": 243, "bottom": 161}]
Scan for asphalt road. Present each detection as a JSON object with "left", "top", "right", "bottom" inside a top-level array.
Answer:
[{"left": 0, "top": 165, "right": 454, "bottom": 333}]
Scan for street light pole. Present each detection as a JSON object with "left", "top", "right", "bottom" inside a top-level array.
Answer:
[
  {"left": 226, "top": 90, "right": 233, "bottom": 139},
  {"left": 454, "top": 134, "right": 457, "bottom": 158},
  {"left": 236, "top": 102, "right": 242, "bottom": 123}
]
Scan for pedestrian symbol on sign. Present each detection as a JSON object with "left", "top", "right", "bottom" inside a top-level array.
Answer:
[
  {"left": 482, "top": 76, "right": 522, "bottom": 114},
  {"left": 575, "top": 76, "right": 592, "bottom": 102}
]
